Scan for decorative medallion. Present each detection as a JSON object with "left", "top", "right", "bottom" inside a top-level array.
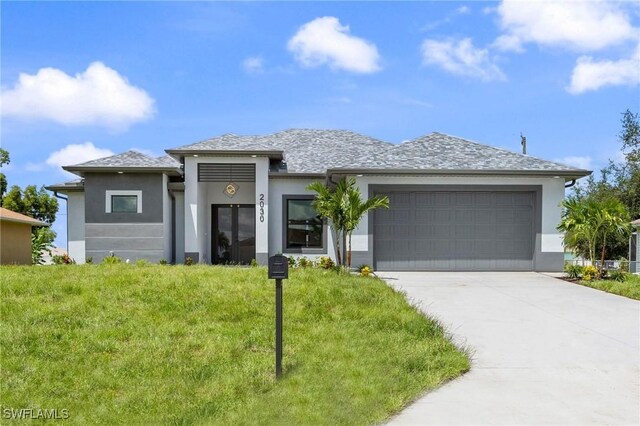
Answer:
[{"left": 223, "top": 182, "right": 239, "bottom": 198}]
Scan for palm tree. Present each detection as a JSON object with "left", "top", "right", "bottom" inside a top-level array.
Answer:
[
  {"left": 308, "top": 177, "right": 389, "bottom": 268},
  {"left": 558, "top": 197, "right": 630, "bottom": 275},
  {"left": 596, "top": 199, "right": 631, "bottom": 273},
  {"left": 307, "top": 179, "right": 348, "bottom": 266},
  {"left": 343, "top": 179, "right": 389, "bottom": 268}
]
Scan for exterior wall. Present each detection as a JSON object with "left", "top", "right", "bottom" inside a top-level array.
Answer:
[
  {"left": 84, "top": 173, "right": 166, "bottom": 262},
  {"left": 84, "top": 173, "right": 164, "bottom": 223},
  {"left": 351, "top": 175, "right": 566, "bottom": 272},
  {"left": 67, "top": 192, "right": 86, "bottom": 263},
  {"left": 268, "top": 178, "right": 336, "bottom": 262},
  {"left": 0, "top": 221, "right": 33, "bottom": 265},
  {"left": 184, "top": 156, "right": 269, "bottom": 264}
]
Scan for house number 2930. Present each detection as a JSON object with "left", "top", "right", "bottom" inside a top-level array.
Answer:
[{"left": 259, "top": 194, "right": 265, "bottom": 222}]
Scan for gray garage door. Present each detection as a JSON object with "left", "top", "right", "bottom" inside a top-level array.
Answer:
[{"left": 373, "top": 191, "right": 535, "bottom": 271}]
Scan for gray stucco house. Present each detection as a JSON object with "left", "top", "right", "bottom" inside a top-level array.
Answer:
[{"left": 47, "top": 129, "right": 590, "bottom": 271}]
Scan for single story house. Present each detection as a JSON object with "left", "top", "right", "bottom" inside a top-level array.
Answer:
[
  {"left": 0, "top": 207, "right": 48, "bottom": 265},
  {"left": 46, "top": 130, "right": 590, "bottom": 271}
]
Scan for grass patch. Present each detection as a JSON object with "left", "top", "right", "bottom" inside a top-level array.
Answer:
[
  {"left": 577, "top": 273, "right": 640, "bottom": 300},
  {"left": 1, "top": 265, "right": 469, "bottom": 425}
]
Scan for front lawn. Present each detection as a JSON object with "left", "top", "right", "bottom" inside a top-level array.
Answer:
[
  {"left": 578, "top": 273, "right": 640, "bottom": 300},
  {"left": 1, "top": 265, "right": 469, "bottom": 425}
]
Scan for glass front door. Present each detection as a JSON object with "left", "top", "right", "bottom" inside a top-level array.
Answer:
[{"left": 212, "top": 205, "right": 255, "bottom": 265}]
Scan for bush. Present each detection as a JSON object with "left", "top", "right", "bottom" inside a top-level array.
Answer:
[
  {"left": 297, "top": 257, "right": 312, "bottom": 268},
  {"left": 582, "top": 265, "right": 598, "bottom": 281},
  {"left": 287, "top": 256, "right": 296, "bottom": 267},
  {"left": 135, "top": 259, "right": 149, "bottom": 267},
  {"left": 250, "top": 258, "right": 258, "bottom": 267},
  {"left": 618, "top": 258, "right": 629, "bottom": 272},
  {"left": 564, "top": 263, "right": 583, "bottom": 279},
  {"left": 52, "top": 254, "right": 75, "bottom": 265},
  {"left": 358, "top": 264, "right": 373, "bottom": 277},
  {"left": 609, "top": 270, "right": 628, "bottom": 282},
  {"left": 317, "top": 256, "right": 335, "bottom": 270},
  {"left": 102, "top": 254, "right": 122, "bottom": 264},
  {"left": 85, "top": 256, "right": 93, "bottom": 264},
  {"left": 184, "top": 257, "right": 193, "bottom": 266},
  {"left": 159, "top": 259, "right": 168, "bottom": 265}
]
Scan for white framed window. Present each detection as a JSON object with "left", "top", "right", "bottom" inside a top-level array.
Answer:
[{"left": 105, "top": 190, "right": 142, "bottom": 213}]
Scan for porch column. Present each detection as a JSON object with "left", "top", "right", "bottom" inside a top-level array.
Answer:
[
  {"left": 255, "top": 157, "right": 269, "bottom": 265},
  {"left": 184, "top": 157, "right": 200, "bottom": 263}
]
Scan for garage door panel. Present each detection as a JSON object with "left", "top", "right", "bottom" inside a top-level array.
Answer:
[{"left": 374, "top": 190, "right": 535, "bottom": 271}]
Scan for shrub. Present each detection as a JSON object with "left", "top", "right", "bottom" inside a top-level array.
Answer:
[
  {"left": 159, "top": 259, "right": 168, "bottom": 265},
  {"left": 184, "top": 257, "right": 193, "bottom": 266},
  {"left": 287, "top": 256, "right": 296, "bottom": 267},
  {"left": 618, "top": 258, "right": 629, "bottom": 272},
  {"left": 52, "top": 253, "right": 75, "bottom": 265},
  {"left": 564, "top": 263, "right": 583, "bottom": 279},
  {"left": 358, "top": 264, "right": 373, "bottom": 277},
  {"left": 582, "top": 265, "right": 598, "bottom": 281},
  {"left": 609, "top": 270, "right": 628, "bottom": 282},
  {"left": 250, "top": 258, "right": 258, "bottom": 267},
  {"left": 85, "top": 256, "right": 93, "bottom": 264},
  {"left": 102, "top": 254, "right": 122, "bottom": 264},
  {"left": 135, "top": 259, "right": 149, "bottom": 267},
  {"left": 318, "top": 256, "right": 335, "bottom": 270},
  {"left": 297, "top": 257, "right": 312, "bottom": 268}
]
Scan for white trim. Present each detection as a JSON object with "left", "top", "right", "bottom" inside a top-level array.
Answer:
[{"left": 105, "top": 190, "right": 143, "bottom": 213}]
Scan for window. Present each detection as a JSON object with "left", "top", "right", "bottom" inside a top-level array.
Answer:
[
  {"left": 105, "top": 190, "right": 142, "bottom": 213},
  {"left": 285, "top": 197, "right": 323, "bottom": 250},
  {"left": 111, "top": 195, "right": 138, "bottom": 213}
]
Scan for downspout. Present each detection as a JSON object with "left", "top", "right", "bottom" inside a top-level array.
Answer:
[
  {"left": 564, "top": 179, "right": 576, "bottom": 188},
  {"left": 52, "top": 192, "right": 68, "bottom": 254}
]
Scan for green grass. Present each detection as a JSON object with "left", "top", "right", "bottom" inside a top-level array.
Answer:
[
  {"left": 1, "top": 265, "right": 469, "bottom": 425},
  {"left": 578, "top": 273, "right": 640, "bottom": 300}
]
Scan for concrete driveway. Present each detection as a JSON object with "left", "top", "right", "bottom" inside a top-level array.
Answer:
[{"left": 378, "top": 272, "right": 640, "bottom": 426}]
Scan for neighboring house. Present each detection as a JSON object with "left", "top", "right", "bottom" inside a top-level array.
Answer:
[
  {"left": 630, "top": 219, "right": 639, "bottom": 273},
  {"left": 46, "top": 130, "right": 591, "bottom": 271},
  {"left": 0, "top": 207, "right": 48, "bottom": 265}
]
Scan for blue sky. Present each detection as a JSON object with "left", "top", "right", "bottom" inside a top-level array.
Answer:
[{"left": 2, "top": 1, "right": 639, "bottom": 247}]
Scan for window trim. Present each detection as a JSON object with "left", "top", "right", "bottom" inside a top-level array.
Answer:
[
  {"left": 105, "top": 190, "right": 142, "bottom": 213},
  {"left": 282, "top": 194, "right": 326, "bottom": 254}
]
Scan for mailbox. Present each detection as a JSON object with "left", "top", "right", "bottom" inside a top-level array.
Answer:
[{"left": 268, "top": 254, "right": 289, "bottom": 279}]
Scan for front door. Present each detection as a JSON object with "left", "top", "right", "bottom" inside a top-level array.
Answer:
[{"left": 212, "top": 204, "right": 256, "bottom": 265}]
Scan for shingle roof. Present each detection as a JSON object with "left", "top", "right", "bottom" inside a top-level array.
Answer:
[
  {"left": 63, "top": 151, "right": 182, "bottom": 176},
  {"left": 45, "top": 178, "right": 84, "bottom": 192},
  {"left": 0, "top": 207, "right": 48, "bottom": 226},
  {"left": 170, "top": 133, "right": 277, "bottom": 153},
  {"left": 167, "top": 129, "right": 589, "bottom": 175},
  {"left": 367, "top": 132, "right": 580, "bottom": 172}
]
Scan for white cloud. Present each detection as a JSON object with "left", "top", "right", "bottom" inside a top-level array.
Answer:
[
  {"left": 495, "top": 0, "right": 637, "bottom": 52},
  {"left": 46, "top": 142, "right": 114, "bottom": 170},
  {"left": 1, "top": 62, "right": 155, "bottom": 130},
  {"left": 555, "top": 156, "right": 593, "bottom": 170},
  {"left": 287, "top": 16, "right": 381, "bottom": 73},
  {"left": 243, "top": 56, "right": 264, "bottom": 73},
  {"left": 456, "top": 6, "right": 470, "bottom": 15},
  {"left": 422, "top": 38, "right": 505, "bottom": 81},
  {"left": 568, "top": 45, "right": 640, "bottom": 94},
  {"left": 25, "top": 162, "right": 46, "bottom": 172}
]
